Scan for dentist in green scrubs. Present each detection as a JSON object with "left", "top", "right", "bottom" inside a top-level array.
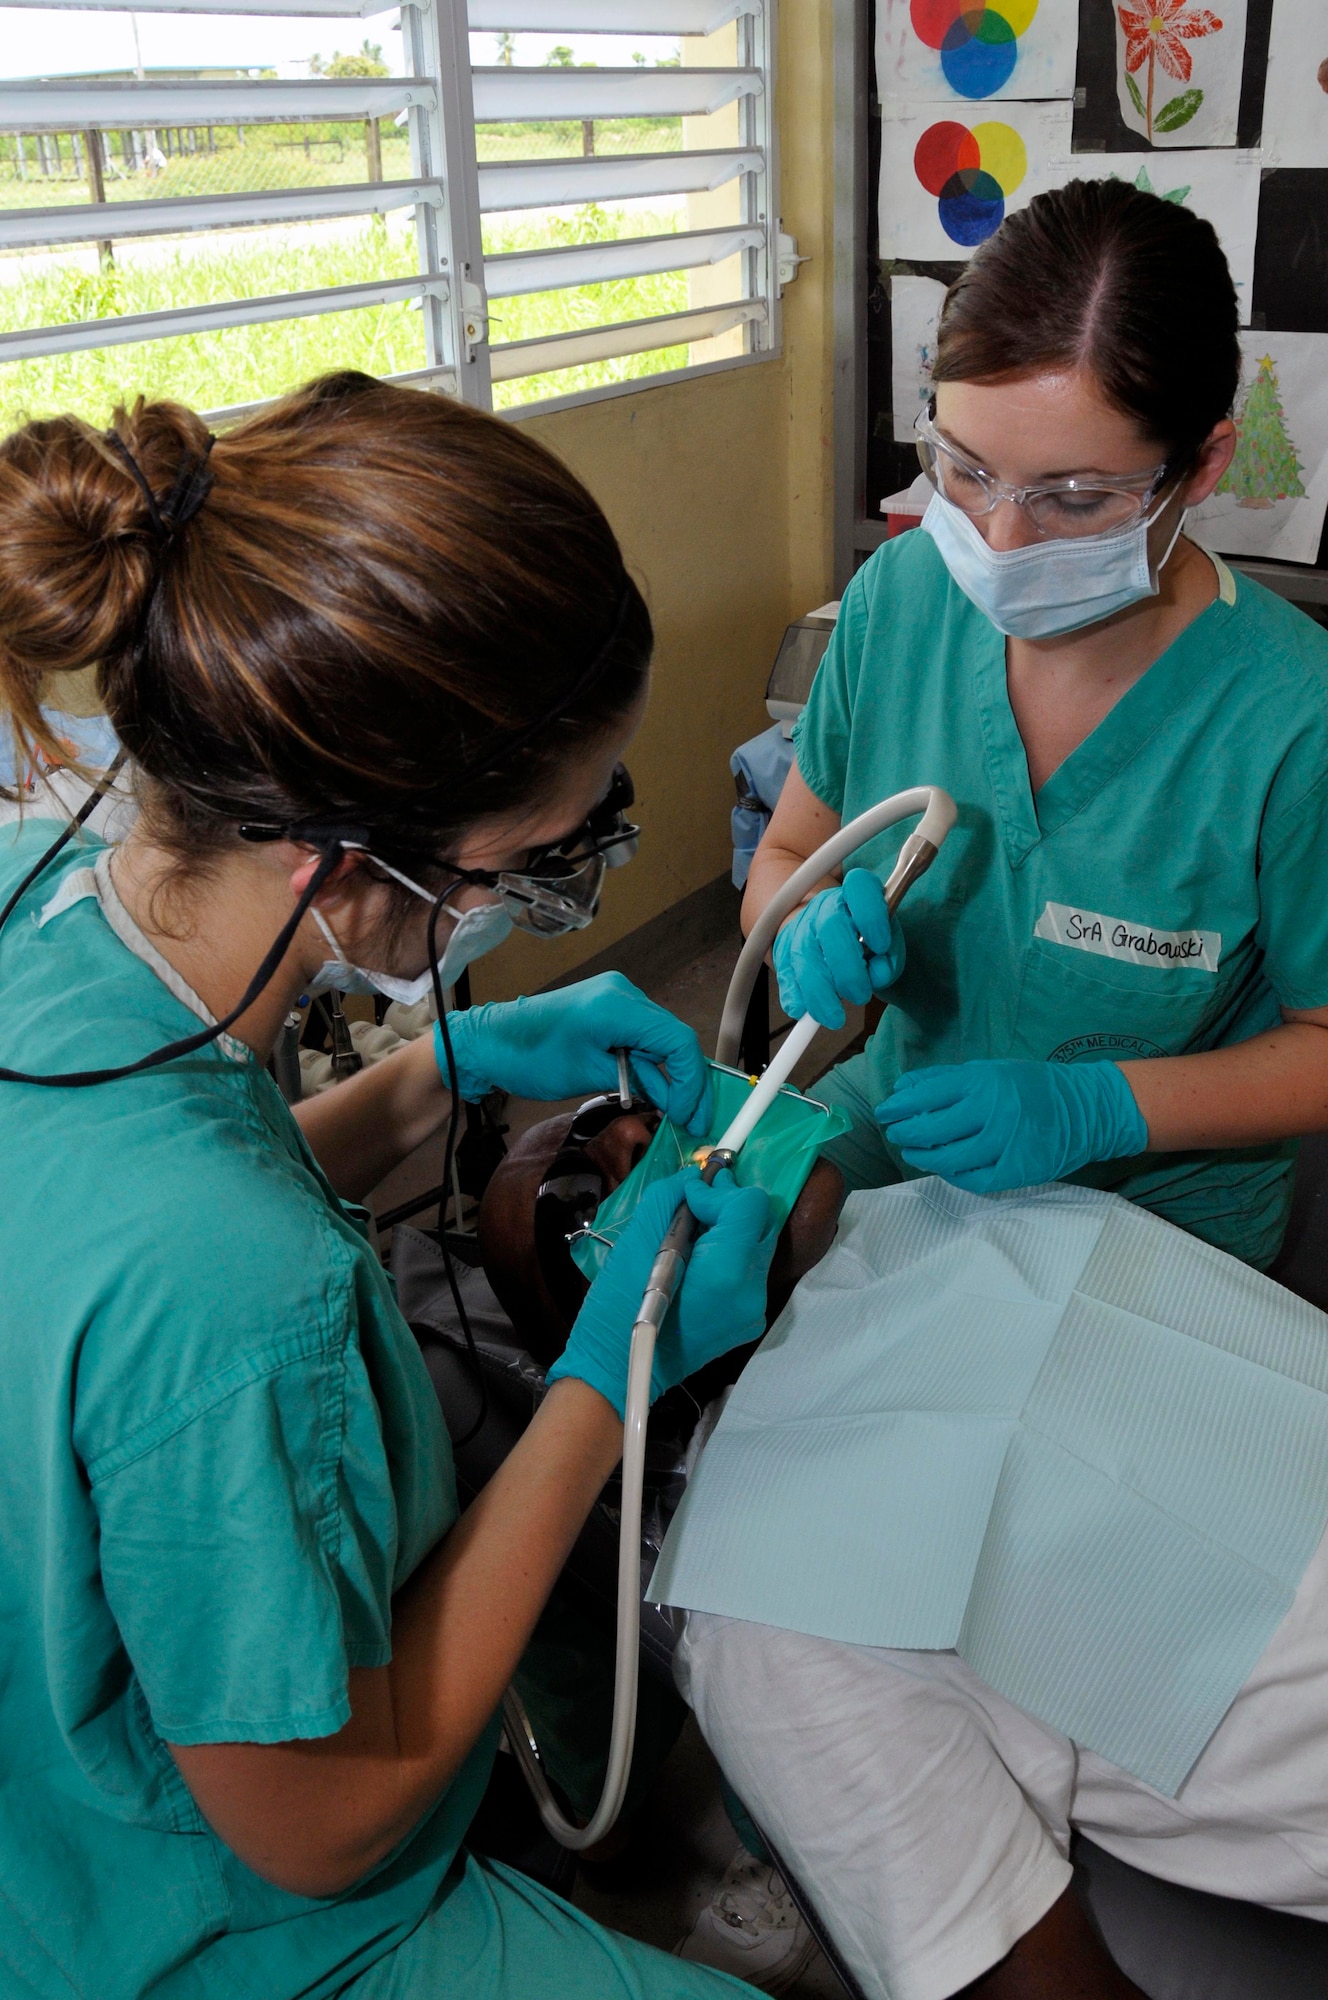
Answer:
[
  {"left": 0, "top": 374, "right": 776, "bottom": 2000},
  {"left": 752, "top": 179, "right": 1328, "bottom": 1270}
]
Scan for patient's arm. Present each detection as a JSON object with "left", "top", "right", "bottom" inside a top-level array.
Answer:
[{"left": 765, "top": 1156, "right": 844, "bottom": 1320}]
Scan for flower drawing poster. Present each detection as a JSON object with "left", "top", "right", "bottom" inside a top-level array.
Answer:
[
  {"left": 1191, "top": 333, "right": 1328, "bottom": 564},
  {"left": 1113, "top": 0, "right": 1247, "bottom": 146},
  {"left": 875, "top": 0, "right": 1078, "bottom": 103}
]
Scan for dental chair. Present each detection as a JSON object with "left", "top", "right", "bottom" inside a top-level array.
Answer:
[{"left": 398, "top": 1125, "right": 1328, "bottom": 2000}]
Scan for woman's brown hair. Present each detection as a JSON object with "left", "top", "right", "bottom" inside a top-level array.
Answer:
[
  {"left": 933, "top": 178, "right": 1240, "bottom": 467},
  {"left": 0, "top": 370, "right": 650, "bottom": 871}
]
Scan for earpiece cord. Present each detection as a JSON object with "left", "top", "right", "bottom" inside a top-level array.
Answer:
[
  {"left": 0, "top": 752, "right": 128, "bottom": 936},
  {"left": 0, "top": 839, "right": 345, "bottom": 1088},
  {"left": 427, "top": 890, "right": 489, "bottom": 1453}
]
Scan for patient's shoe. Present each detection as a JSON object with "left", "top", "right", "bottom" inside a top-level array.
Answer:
[{"left": 675, "top": 1847, "right": 817, "bottom": 1994}]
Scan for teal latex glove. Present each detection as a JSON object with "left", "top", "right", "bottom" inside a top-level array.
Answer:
[
  {"left": 876, "top": 1058, "right": 1148, "bottom": 1194},
  {"left": 439, "top": 971, "right": 712, "bottom": 1133},
  {"left": 547, "top": 1166, "right": 777, "bottom": 1417},
  {"left": 772, "top": 868, "right": 905, "bottom": 1030}
]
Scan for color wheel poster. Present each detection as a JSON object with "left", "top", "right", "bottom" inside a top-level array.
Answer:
[
  {"left": 1113, "top": 0, "right": 1247, "bottom": 146},
  {"left": 879, "top": 100, "right": 1073, "bottom": 260},
  {"left": 1190, "top": 333, "right": 1328, "bottom": 564},
  {"left": 876, "top": 0, "right": 1077, "bottom": 102}
]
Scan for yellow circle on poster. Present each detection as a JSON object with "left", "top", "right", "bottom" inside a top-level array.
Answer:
[
  {"left": 994, "top": 0, "right": 1039, "bottom": 36},
  {"left": 972, "top": 120, "right": 1027, "bottom": 196}
]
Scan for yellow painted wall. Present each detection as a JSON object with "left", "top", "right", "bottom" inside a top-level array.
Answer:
[{"left": 472, "top": 0, "right": 838, "bottom": 1003}]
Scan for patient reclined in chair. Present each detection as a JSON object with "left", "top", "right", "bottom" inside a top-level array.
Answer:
[{"left": 653, "top": 1178, "right": 1328, "bottom": 2000}]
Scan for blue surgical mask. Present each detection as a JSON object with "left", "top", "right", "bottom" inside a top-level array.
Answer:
[
  {"left": 921, "top": 489, "right": 1188, "bottom": 640},
  {"left": 309, "top": 863, "right": 513, "bottom": 1005}
]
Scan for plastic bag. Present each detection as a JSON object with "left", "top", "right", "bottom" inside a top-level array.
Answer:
[{"left": 569, "top": 1060, "right": 851, "bottom": 1283}]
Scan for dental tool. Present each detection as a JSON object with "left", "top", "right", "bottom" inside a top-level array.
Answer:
[{"left": 503, "top": 786, "right": 956, "bottom": 1850}]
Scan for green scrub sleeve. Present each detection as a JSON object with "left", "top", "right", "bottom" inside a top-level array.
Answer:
[
  {"left": 791, "top": 568, "right": 872, "bottom": 815},
  {"left": 90, "top": 1328, "right": 403, "bottom": 1748},
  {"left": 1256, "top": 764, "right": 1328, "bottom": 1014}
]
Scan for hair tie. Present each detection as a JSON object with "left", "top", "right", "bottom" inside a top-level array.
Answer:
[{"left": 106, "top": 431, "right": 216, "bottom": 541}]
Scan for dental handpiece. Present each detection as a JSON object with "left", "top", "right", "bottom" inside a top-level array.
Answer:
[{"left": 506, "top": 787, "right": 958, "bottom": 1854}]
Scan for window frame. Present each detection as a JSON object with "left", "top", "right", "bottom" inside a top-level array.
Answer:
[{"left": 0, "top": 0, "right": 782, "bottom": 419}]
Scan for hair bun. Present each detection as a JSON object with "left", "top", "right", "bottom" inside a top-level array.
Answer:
[{"left": 0, "top": 397, "right": 208, "bottom": 783}]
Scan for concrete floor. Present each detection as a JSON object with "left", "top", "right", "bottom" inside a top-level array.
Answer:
[{"left": 364, "top": 927, "right": 864, "bottom": 1995}]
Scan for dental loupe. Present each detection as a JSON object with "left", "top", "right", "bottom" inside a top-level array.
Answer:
[{"left": 503, "top": 786, "right": 957, "bottom": 1849}]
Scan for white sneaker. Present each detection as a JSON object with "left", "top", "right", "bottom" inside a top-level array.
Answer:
[{"left": 676, "top": 1847, "right": 818, "bottom": 1994}]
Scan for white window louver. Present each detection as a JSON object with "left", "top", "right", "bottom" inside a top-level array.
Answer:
[{"left": 0, "top": 0, "right": 777, "bottom": 417}]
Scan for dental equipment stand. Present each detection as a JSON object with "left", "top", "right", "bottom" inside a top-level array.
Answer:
[{"left": 503, "top": 787, "right": 957, "bottom": 1850}]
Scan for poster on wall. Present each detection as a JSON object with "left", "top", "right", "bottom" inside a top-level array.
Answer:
[
  {"left": 891, "top": 274, "right": 948, "bottom": 442},
  {"left": 1261, "top": 0, "right": 1328, "bottom": 168},
  {"left": 1190, "top": 333, "right": 1328, "bottom": 564},
  {"left": 879, "top": 127, "right": 1257, "bottom": 320},
  {"left": 1058, "top": 151, "right": 1260, "bottom": 321},
  {"left": 875, "top": 0, "right": 1077, "bottom": 103},
  {"left": 879, "top": 99, "right": 1073, "bottom": 259},
  {"left": 1112, "top": 0, "right": 1247, "bottom": 147}
]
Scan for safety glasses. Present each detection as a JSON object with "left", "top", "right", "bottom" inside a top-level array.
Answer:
[
  {"left": 441, "top": 762, "right": 640, "bottom": 937},
  {"left": 915, "top": 403, "right": 1173, "bottom": 539}
]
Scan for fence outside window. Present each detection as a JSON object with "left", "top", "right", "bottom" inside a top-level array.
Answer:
[{"left": 0, "top": 0, "right": 780, "bottom": 427}]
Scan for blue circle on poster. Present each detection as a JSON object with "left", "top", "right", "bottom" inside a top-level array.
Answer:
[
  {"left": 940, "top": 9, "right": 1018, "bottom": 96},
  {"left": 937, "top": 167, "right": 1005, "bottom": 245}
]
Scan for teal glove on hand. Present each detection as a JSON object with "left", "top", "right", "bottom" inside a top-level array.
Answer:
[
  {"left": 547, "top": 1166, "right": 777, "bottom": 1418},
  {"left": 876, "top": 1058, "right": 1148, "bottom": 1195},
  {"left": 772, "top": 868, "right": 905, "bottom": 1030},
  {"left": 438, "top": 971, "right": 712, "bottom": 1134}
]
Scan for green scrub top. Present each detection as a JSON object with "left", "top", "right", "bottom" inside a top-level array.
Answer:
[
  {"left": 0, "top": 821, "right": 494, "bottom": 2000},
  {"left": 795, "top": 531, "right": 1328, "bottom": 1267}
]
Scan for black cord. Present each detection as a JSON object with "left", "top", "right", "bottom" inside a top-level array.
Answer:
[
  {"left": 0, "top": 837, "right": 346, "bottom": 1087},
  {"left": 427, "top": 890, "right": 488, "bottom": 1452},
  {"left": 0, "top": 754, "right": 127, "bottom": 935}
]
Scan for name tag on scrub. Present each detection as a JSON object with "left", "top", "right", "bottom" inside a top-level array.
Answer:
[{"left": 1034, "top": 902, "right": 1220, "bottom": 974}]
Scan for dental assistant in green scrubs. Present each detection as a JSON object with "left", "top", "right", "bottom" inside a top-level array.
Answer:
[
  {"left": 751, "top": 179, "right": 1328, "bottom": 1270},
  {"left": 0, "top": 375, "right": 777, "bottom": 2000}
]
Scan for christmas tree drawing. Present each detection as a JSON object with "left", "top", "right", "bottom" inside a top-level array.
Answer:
[{"left": 1217, "top": 354, "right": 1307, "bottom": 509}]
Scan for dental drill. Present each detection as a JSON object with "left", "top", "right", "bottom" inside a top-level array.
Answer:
[{"left": 503, "top": 786, "right": 957, "bottom": 1849}]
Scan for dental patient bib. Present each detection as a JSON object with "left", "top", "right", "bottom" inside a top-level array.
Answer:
[{"left": 652, "top": 1180, "right": 1328, "bottom": 1795}]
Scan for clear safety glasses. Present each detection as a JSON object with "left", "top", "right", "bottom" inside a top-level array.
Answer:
[
  {"left": 914, "top": 403, "right": 1172, "bottom": 540},
  {"left": 442, "top": 762, "right": 640, "bottom": 938}
]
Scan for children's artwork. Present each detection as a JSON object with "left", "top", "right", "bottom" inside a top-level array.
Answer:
[
  {"left": 1260, "top": 0, "right": 1328, "bottom": 168},
  {"left": 891, "top": 274, "right": 948, "bottom": 441},
  {"left": 1113, "top": 0, "right": 1246, "bottom": 146},
  {"left": 1191, "top": 334, "right": 1328, "bottom": 565},
  {"left": 875, "top": 0, "right": 1077, "bottom": 102},
  {"left": 879, "top": 99, "right": 1073, "bottom": 259},
  {"left": 1052, "top": 151, "right": 1260, "bottom": 322}
]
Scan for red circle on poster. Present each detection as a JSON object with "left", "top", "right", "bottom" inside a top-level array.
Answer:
[
  {"left": 914, "top": 120, "right": 981, "bottom": 195},
  {"left": 910, "top": 0, "right": 966, "bottom": 47}
]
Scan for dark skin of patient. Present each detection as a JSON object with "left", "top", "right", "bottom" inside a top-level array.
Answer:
[{"left": 477, "top": 1106, "right": 847, "bottom": 1367}]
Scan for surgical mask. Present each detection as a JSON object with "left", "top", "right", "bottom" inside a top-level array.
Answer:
[
  {"left": 308, "top": 864, "right": 513, "bottom": 1005},
  {"left": 921, "top": 489, "right": 1188, "bottom": 640}
]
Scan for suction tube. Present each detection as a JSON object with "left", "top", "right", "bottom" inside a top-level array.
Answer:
[
  {"left": 503, "top": 785, "right": 956, "bottom": 1849},
  {"left": 716, "top": 785, "right": 957, "bottom": 1068}
]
